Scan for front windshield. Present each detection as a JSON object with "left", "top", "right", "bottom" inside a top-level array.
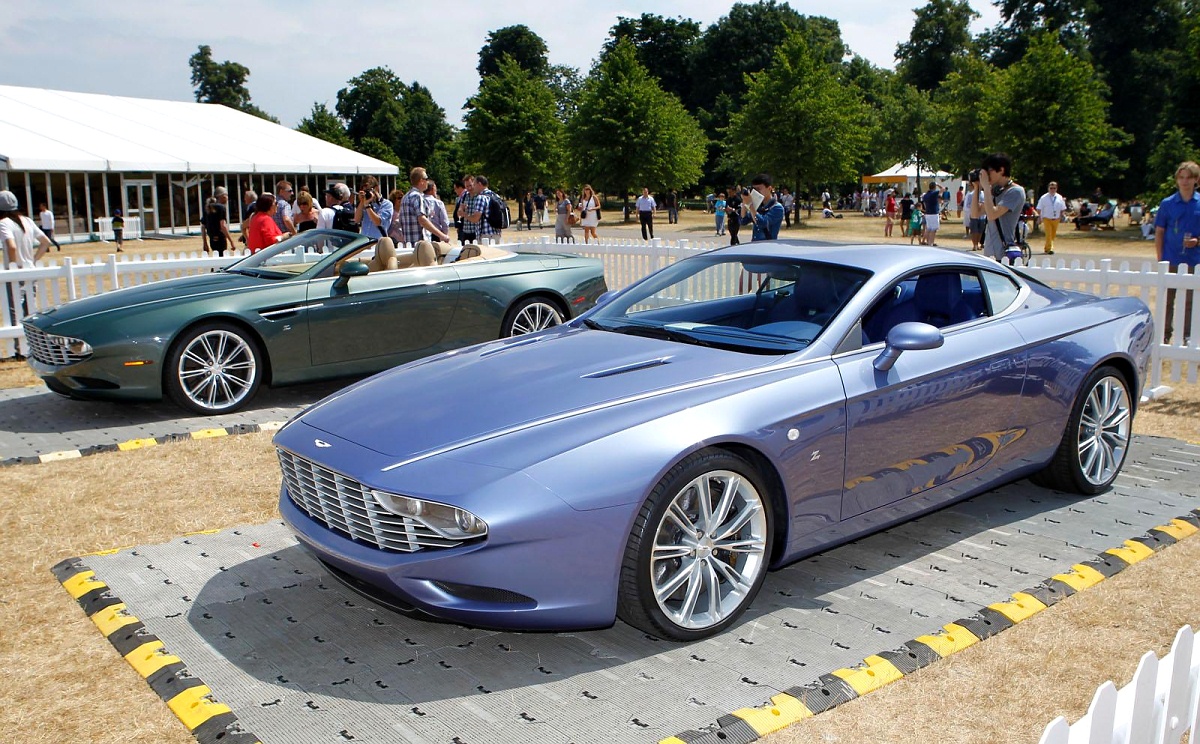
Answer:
[
  {"left": 587, "top": 255, "right": 869, "bottom": 354},
  {"left": 227, "top": 230, "right": 369, "bottom": 278}
]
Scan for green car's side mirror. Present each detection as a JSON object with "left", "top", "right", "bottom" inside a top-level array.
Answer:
[{"left": 334, "top": 260, "right": 370, "bottom": 289}]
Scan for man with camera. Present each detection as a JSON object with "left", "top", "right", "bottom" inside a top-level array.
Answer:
[
  {"left": 976, "top": 153, "right": 1026, "bottom": 263},
  {"left": 738, "top": 173, "right": 785, "bottom": 242},
  {"left": 355, "top": 175, "right": 392, "bottom": 240}
]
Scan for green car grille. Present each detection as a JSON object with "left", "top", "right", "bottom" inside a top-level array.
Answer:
[{"left": 22, "top": 323, "right": 92, "bottom": 366}]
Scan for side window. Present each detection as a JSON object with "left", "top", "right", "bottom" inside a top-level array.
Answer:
[
  {"left": 981, "top": 270, "right": 1021, "bottom": 315},
  {"left": 861, "top": 270, "right": 985, "bottom": 344}
]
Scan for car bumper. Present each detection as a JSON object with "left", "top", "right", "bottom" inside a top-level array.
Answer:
[
  {"left": 277, "top": 468, "right": 632, "bottom": 632},
  {"left": 27, "top": 344, "right": 164, "bottom": 402}
]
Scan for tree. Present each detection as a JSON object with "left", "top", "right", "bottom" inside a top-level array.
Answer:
[
  {"left": 603, "top": 14, "right": 701, "bottom": 103},
  {"left": 726, "top": 30, "right": 871, "bottom": 189},
  {"left": 566, "top": 39, "right": 707, "bottom": 214},
  {"left": 983, "top": 32, "right": 1130, "bottom": 192},
  {"left": 1144, "top": 127, "right": 1197, "bottom": 203},
  {"left": 461, "top": 57, "right": 564, "bottom": 193},
  {"left": 926, "top": 55, "right": 996, "bottom": 175},
  {"left": 187, "top": 45, "right": 277, "bottom": 122},
  {"left": 335, "top": 67, "right": 406, "bottom": 145},
  {"left": 296, "top": 103, "right": 353, "bottom": 149},
  {"left": 978, "top": 0, "right": 1090, "bottom": 68},
  {"left": 334, "top": 69, "right": 452, "bottom": 170},
  {"left": 477, "top": 25, "right": 549, "bottom": 79},
  {"left": 895, "top": 0, "right": 978, "bottom": 91}
]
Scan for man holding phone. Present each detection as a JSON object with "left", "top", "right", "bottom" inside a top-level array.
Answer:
[{"left": 740, "top": 173, "right": 784, "bottom": 241}]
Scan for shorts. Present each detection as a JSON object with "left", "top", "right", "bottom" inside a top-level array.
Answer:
[
  {"left": 923, "top": 213, "right": 941, "bottom": 232},
  {"left": 969, "top": 217, "right": 987, "bottom": 235},
  {"left": 113, "top": 229, "right": 123, "bottom": 240}
]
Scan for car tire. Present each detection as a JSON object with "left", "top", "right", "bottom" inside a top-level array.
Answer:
[
  {"left": 617, "top": 449, "right": 773, "bottom": 641},
  {"left": 165, "top": 321, "right": 263, "bottom": 416},
  {"left": 1031, "top": 365, "right": 1132, "bottom": 494},
  {"left": 501, "top": 296, "right": 563, "bottom": 337}
]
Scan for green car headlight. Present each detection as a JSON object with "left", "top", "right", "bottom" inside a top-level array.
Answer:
[
  {"left": 48, "top": 334, "right": 93, "bottom": 356},
  {"left": 372, "top": 491, "right": 488, "bottom": 539}
]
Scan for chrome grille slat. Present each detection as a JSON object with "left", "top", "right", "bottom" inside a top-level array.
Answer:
[
  {"left": 21, "top": 323, "right": 92, "bottom": 366},
  {"left": 277, "top": 447, "right": 476, "bottom": 553}
]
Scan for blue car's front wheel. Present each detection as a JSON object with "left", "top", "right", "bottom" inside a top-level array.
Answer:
[
  {"left": 618, "top": 449, "right": 773, "bottom": 641},
  {"left": 165, "top": 322, "right": 264, "bottom": 416}
]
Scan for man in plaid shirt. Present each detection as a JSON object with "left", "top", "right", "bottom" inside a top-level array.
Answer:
[
  {"left": 396, "top": 167, "right": 451, "bottom": 246},
  {"left": 464, "top": 175, "right": 501, "bottom": 242}
]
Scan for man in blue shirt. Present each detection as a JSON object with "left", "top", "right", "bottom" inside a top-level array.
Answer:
[
  {"left": 1154, "top": 160, "right": 1200, "bottom": 343},
  {"left": 354, "top": 175, "right": 393, "bottom": 240},
  {"left": 740, "top": 173, "right": 784, "bottom": 241},
  {"left": 920, "top": 182, "right": 943, "bottom": 246}
]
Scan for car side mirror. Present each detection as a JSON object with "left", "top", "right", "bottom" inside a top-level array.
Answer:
[
  {"left": 334, "top": 260, "right": 369, "bottom": 289},
  {"left": 873, "top": 322, "right": 944, "bottom": 372}
]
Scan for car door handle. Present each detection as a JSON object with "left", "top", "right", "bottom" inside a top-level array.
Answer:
[{"left": 426, "top": 284, "right": 451, "bottom": 293}]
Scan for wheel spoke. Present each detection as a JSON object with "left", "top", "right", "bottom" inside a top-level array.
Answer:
[
  {"left": 714, "top": 502, "right": 758, "bottom": 543},
  {"left": 709, "top": 553, "right": 751, "bottom": 591},
  {"left": 652, "top": 542, "right": 693, "bottom": 561},
  {"left": 654, "top": 557, "right": 695, "bottom": 601},
  {"left": 710, "top": 475, "right": 740, "bottom": 530},
  {"left": 695, "top": 476, "right": 715, "bottom": 531},
  {"left": 675, "top": 562, "right": 705, "bottom": 621},
  {"left": 665, "top": 501, "right": 699, "bottom": 537},
  {"left": 715, "top": 536, "right": 766, "bottom": 555},
  {"left": 702, "top": 560, "right": 722, "bottom": 618}
]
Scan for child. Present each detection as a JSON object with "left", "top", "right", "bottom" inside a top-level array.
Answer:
[
  {"left": 111, "top": 209, "right": 124, "bottom": 252},
  {"left": 909, "top": 210, "right": 924, "bottom": 245}
]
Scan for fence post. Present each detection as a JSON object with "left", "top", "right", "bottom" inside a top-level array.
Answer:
[
  {"left": 106, "top": 254, "right": 119, "bottom": 291},
  {"left": 64, "top": 257, "right": 77, "bottom": 301}
]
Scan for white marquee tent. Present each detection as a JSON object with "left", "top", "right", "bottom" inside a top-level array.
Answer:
[
  {"left": 0, "top": 85, "right": 398, "bottom": 242},
  {"left": 863, "top": 161, "right": 957, "bottom": 196}
]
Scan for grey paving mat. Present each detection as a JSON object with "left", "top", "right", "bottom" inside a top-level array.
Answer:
[
  {"left": 0, "top": 380, "right": 350, "bottom": 461},
  {"left": 74, "top": 436, "right": 1199, "bottom": 744}
]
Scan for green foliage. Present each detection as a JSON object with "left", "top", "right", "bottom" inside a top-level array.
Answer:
[
  {"left": 462, "top": 56, "right": 564, "bottom": 193},
  {"left": 357, "top": 137, "right": 402, "bottom": 167},
  {"left": 566, "top": 39, "right": 706, "bottom": 197},
  {"left": 187, "top": 45, "right": 276, "bottom": 122},
  {"left": 1143, "top": 127, "right": 1198, "bottom": 203},
  {"left": 979, "top": 0, "right": 1090, "bottom": 67},
  {"left": 333, "top": 68, "right": 451, "bottom": 170},
  {"left": 427, "top": 134, "right": 465, "bottom": 188},
  {"left": 927, "top": 55, "right": 995, "bottom": 175},
  {"left": 478, "top": 25, "right": 549, "bottom": 79},
  {"left": 296, "top": 103, "right": 353, "bottom": 148},
  {"left": 726, "top": 30, "right": 871, "bottom": 189},
  {"left": 983, "top": 31, "right": 1130, "bottom": 192},
  {"left": 547, "top": 64, "right": 583, "bottom": 123},
  {"left": 895, "top": 0, "right": 978, "bottom": 91},
  {"left": 604, "top": 14, "right": 701, "bottom": 104}
]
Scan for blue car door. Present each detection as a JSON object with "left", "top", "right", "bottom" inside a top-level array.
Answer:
[{"left": 834, "top": 269, "right": 1028, "bottom": 519}]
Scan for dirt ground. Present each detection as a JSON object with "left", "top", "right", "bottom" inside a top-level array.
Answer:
[{"left": 2, "top": 214, "right": 1197, "bottom": 743}]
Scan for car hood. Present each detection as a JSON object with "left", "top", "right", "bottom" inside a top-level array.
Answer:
[
  {"left": 298, "top": 326, "right": 776, "bottom": 460},
  {"left": 30, "top": 271, "right": 271, "bottom": 326}
]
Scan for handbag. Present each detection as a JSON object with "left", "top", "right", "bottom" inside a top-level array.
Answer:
[{"left": 568, "top": 213, "right": 580, "bottom": 226}]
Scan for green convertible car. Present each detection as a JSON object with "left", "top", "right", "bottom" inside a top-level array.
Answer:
[{"left": 22, "top": 230, "right": 607, "bottom": 414}]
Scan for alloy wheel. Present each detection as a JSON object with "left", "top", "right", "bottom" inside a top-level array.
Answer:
[
  {"left": 176, "top": 329, "right": 258, "bottom": 412},
  {"left": 1076, "top": 375, "right": 1131, "bottom": 486}
]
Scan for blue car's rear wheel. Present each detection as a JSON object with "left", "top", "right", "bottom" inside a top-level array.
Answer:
[
  {"left": 1032, "top": 365, "right": 1132, "bottom": 494},
  {"left": 165, "top": 322, "right": 263, "bottom": 415},
  {"left": 618, "top": 449, "right": 772, "bottom": 641}
]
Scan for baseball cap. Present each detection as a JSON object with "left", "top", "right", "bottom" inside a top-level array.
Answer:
[{"left": 0, "top": 190, "right": 18, "bottom": 211}]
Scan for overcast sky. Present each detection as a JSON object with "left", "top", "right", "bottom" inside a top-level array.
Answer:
[{"left": 2, "top": 1, "right": 1001, "bottom": 129}]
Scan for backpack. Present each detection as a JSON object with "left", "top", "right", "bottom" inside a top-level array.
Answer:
[
  {"left": 486, "top": 192, "right": 510, "bottom": 230},
  {"left": 330, "top": 203, "right": 359, "bottom": 232}
]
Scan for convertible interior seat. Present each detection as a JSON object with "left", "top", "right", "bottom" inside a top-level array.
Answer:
[
  {"left": 414, "top": 240, "right": 438, "bottom": 267},
  {"left": 367, "top": 238, "right": 399, "bottom": 272}
]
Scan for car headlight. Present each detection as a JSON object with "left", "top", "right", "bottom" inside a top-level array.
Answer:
[
  {"left": 48, "top": 334, "right": 92, "bottom": 356},
  {"left": 372, "top": 490, "right": 488, "bottom": 539}
]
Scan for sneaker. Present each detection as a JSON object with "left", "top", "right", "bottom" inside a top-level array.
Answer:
[{"left": 1044, "top": 250, "right": 1054, "bottom": 255}]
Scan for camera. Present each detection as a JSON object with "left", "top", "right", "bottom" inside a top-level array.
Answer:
[
  {"left": 967, "top": 169, "right": 981, "bottom": 183},
  {"left": 741, "top": 188, "right": 751, "bottom": 196}
]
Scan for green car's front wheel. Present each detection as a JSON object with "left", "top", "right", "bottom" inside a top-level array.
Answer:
[{"left": 166, "top": 322, "right": 263, "bottom": 415}]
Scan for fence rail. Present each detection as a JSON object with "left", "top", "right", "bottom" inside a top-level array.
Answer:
[
  {"left": 3, "top": 240, "right": 1198, "bottom": 390},
  {"left": 1038, "top": 625, "right": 1199, "bottom": 744}
]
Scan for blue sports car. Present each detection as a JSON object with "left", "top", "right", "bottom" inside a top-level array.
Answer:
[{"left": 275, "top": 242, "right": 1152, "bottom": 640}]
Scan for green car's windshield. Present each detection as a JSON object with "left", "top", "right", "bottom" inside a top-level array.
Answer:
[
  {"left": 586, "top": 255, "right": 869, "bottom": 354},
  {"left": 226, "top": 230, "right": 369, "bottom": 278}
]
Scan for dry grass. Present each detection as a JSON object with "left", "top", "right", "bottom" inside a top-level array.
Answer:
[{"left": 1, "top": 214, "right": 1196, "bottom": 743}]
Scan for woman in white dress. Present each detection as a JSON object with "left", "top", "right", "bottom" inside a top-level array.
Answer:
[{"left": 578, "top": 184, "right": 600, "bottom": 244}]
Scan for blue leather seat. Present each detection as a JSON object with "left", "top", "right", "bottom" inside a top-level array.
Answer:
[{"left": 864, "top": 272, "right": 978, "bottom": 343}]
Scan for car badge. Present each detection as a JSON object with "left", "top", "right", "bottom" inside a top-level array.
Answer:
[{"left": 314, "top": 439, "right": 332, "bottom": 448}]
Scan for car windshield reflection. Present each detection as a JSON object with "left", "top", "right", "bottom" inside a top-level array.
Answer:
[
  {"left": 588, "top": 255, "right": 869, "bottom": 354},
  {"left": 226, "top": 230, "right": 370, "bottom": 278}
]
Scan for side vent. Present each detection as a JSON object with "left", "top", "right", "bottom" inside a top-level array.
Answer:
[{"left": 581, "top": 358, "right": 672, "bottom": 378}]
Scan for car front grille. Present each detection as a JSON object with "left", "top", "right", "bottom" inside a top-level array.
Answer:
[
  {"left": 21, "top": 323, "right": 92, "bottom": 366},
  {"left": 278, "top": 447, "right": 468, "bottom": 553}
]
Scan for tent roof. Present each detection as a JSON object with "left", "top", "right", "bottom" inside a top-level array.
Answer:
[
  {"left": 0, "top": 85, "right": 398, "bottom": 175},
  {"left": 863, "top": 161, "right": 955, "bottom": 183}
]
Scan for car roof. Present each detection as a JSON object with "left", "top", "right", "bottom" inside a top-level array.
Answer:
[{"left": 708, "top": 240, "right": 1007, "bottom": 276}]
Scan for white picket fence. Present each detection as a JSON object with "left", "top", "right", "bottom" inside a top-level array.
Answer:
[
  {"left": 2, "top": 238, "right": 1198, "bottom": 391},
  {"left": 1039, "top": 625, "right": 1199, "bottom": 744}
]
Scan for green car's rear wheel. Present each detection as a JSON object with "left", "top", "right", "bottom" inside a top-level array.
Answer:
[
  {"left": 166, "top": 322, "right": 263, "bottom": 415},
  {"left": 502, "top": 296, "right": 563, "bottom": 336}
]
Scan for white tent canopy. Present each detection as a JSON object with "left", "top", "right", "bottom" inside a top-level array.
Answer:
[
  {"left": 0, "top": 85, "right": 397, "bottom": 175},
  {"left": 863, "top": 161, "right": 956, "bottom": 194}
]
